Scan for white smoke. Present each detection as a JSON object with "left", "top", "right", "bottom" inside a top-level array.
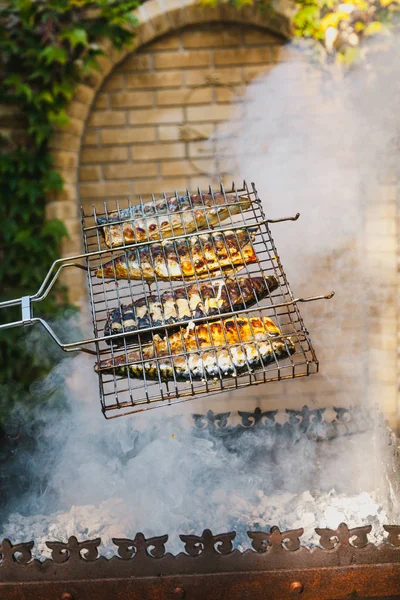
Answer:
[{"left": 2, "top": 38, "right": 400, "bottom": 555}]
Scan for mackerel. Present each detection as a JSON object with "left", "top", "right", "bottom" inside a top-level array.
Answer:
[
  {"left": 95, "top": 316, "right": 295, "bottom": 382},
  {"left": 97, "top": 192, "right": 251, "bottom": 248},
  {"left": 96, "top": 228, "right": 258, "bottom": 281},
  {"left": 104, "top": 275, "right": 280, "bottom": 346}
]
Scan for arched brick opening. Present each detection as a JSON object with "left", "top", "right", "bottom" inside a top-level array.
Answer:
[
  {"left": 44, "top": 0, "right": 400, "bottom": 424},
  {"left": 46, "top": 0, "right": 293, "bottom": 302}
]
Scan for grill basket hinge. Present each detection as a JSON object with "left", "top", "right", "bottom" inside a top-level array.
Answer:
[{"left": 21, "top": 296, "right": 32, "bottom": 326}]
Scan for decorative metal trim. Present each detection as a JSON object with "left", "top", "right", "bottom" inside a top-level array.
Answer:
[
  {"left": 1, "top": 525, "right": 400, "bottom": 583},
  {"left": 191, "top": 405, "right": 372, "bottom": 441}
]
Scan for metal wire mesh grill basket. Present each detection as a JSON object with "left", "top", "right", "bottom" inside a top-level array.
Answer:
[
  {"left": 81, "top": 181, "right": 331, "bottom": 419},
  {"left": 0, "top": 180, "right": 333, "bottom": 420}
]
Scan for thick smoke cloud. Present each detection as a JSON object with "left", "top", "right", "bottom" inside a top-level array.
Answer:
[{"left": 1, "top": 39, "right": 399, "bottom": 555}]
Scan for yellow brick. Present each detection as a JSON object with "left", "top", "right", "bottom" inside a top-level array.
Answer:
[
  {"left": 54, "top": 117, "right": 84, "bottom": 138},
  {"left": 156, "top": 87, "right": 213, "bottom": 106},
  {"left": 154, "top": 50, "right": 211, "bottom": 70},
  {"left": 93, "top": 93, "right": 109, "bottom": 110},
  {"left": 243, "top": 64, "right": 274, "bottom": 83},
  {"left": 103, "top": 163, "right": 159, "bottom": 180},
  {"left": 243, "top": 29, "right": 282, "bottom": 45},
  {"left": 274, "top": 45, "right": 305, "bottom": 63},
  {"left": 368, "top": 332, "right": 397, "bottom": 352},
  {"left": 186, "top": 103, "right": 236, "bottom": 123},
  {"left": 75, "top": 84, "right": 95, "bottom": 105},
  {"left": 150, "top": 34, "right": 180, "bottom": 50},
  {"left": 101, "top": 127, "right": 156, "bottom": 145},
  {"left": 110, "top": 90, "right": 154, "bottom": 108},
  {"left": 80, "top": 181, "right": 131, "bottom": 199},
  {"left": 377, "top": 186, "right": 398, "bottom": 203},
  {"left": 188, "top": 176, "right": 216, "bottom": 191},
  {"left": 129, "top": 107, "right": 184, "bottom": 125},
  {"left": 82, "top": 130, "right": 98, "bottom": 146},
  {"left": 126, "top": 71, "right": 182, "bottom": 89},
  {"left": 214, "top": 47, "right": 272, "bottom": 65},
  {"left": 45, "top": 201, "right": 77, "bottom": 221},
  {"left": 119, "top": 53, "right": 152, "bottom": 71},
  {"left": 49, "top": 133, "right": 80, "bottom": 152},
  {"left": 80, "top": 166, "right": 101, "bottom": 182},
  {"left": 158, "top": 125, "right": 182, "bottom": 141},
  {"left": 182, "top": 30, "right": 238, "bottom": 48},
  {"left": 366, "top": 235, "right": 397, "bottom": 254},
  {"left": 87, "top": 111, "right": 127, "bottom": 127},
  {"left": 368, "top": 383, "right": 397, "bottom": 415},
  {"left": 161, "top": 158, "right": 214, "bottom": 177},
  {"left": 184, "top": 68, "right": 243, "bottom": 86},
  {"left": 81, "top": 147, "right": 128, "bottom": 164},
  {"left": 149, "top": 14, "right": 172, "bottom": 40},
  {"left": 366, "top": 200, "right": 397, "bottom": 219},
  {"left": 51, "top": 151, "right": 78, "bottom": 169},
  {"left": 81, "top": 199, "right": 111, "bottom": 218},
  {"left": 57, "top": 168, "right": 78, "bottom": 185},
  {"left": 366, "top": 217, "right": 397, "bottom": 238},
  {"left": 134, "top": 178, "right": 188, "bottom": 196},
  {"left": 47, "top": 184, "right": 76, "bottom": 204},
  {"left": 67, "top": 101, "right": 89, "bottom": 120},
  {"left": 215, "top": 87, "right": 244, "bottom": 103},
  {"left": 0, "top": 104, "right": 20, "bottom": 117},
  {"left": 102, "top": 74, "right": 125, "bottom": 92},
  {"left": 132, "top": 142, "right": 185, "bottom": 161},
  {"left": 188, "top": 139, "right": 215, "bottom": 158}
]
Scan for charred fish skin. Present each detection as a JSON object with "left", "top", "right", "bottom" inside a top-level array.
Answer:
[
  {"left": 96, "top": 192, "right": 252, "bottom": 248},
  {"left": 96, "top": 228, "right": 258, "bottom": 281},
  {"left": 115, "top": 337, "right": 295, "bottom": 382},
  {"left": 95, "top": 316, "right": 296, "bottom": 381},
  {"left": 104, "top": 275, "right": 280, "bottom": 346}
]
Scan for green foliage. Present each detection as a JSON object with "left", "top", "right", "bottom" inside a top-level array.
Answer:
[
  {"left": 0, "top": 0, "right": 139, "bottom": 419},
  {"left": 202, "top": 0, "right": 400, "bottom": 61}
]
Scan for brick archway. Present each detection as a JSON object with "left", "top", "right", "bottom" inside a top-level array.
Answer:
[{"left": 47, "top": 0, "right": 293, "bottom": 302}]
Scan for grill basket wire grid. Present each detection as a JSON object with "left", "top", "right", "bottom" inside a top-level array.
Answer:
[
  {"left": 81, "top": 180, "right": 334, "bottom": 419},
  {"left": 0, "top": 180, "right": 333, "bottom": 419}
]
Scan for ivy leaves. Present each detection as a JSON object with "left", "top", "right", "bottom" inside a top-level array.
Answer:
[
  {"left": 200, "top": 0, "right": 400, "bottom": 61},
  {"left": 0, "top": 0, "right": 139, "bottom": 145},
  {"left": 0, "top": 0, "right": 139, "bottom": 416}
]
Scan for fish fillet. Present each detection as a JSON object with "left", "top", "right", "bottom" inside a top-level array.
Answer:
[
  {"left": 97, "top": 192, "right": 251, "bottom": 248},
  {"left": 104, "top": 275, "right": 280, "bottom": 345},
  {"left": 95, "top": 316, "right": 295, "bottom": 382},
  {"left": 96, "top": 228, "right": 258, "bottom": 281}
]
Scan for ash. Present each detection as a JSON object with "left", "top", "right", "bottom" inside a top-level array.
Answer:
[{"left": 1, "top": 488, "right": 388, "bottom": 560}]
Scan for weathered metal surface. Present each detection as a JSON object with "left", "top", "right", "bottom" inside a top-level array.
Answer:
[
  {"left": 0, "top": 406, "right": 398, "bottom": 597},
  {"left": 192, "top": 405, "right": 372, "bottom": 441},
  {"left": 1, "top": 563, "right": 400, "bottom": 600},
  {"left": 1, "top": 526, "right": 400, "bottom": 584}
]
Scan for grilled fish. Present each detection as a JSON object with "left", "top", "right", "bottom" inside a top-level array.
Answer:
[
  {"left": 97, "top": 192, "right": 251, "bottom": 248},
  {"left": 104, "top": 275, "right": 280, "bottom": 345},
  {"left": 95, "top": 316, "right": 295, "bottom": 381},
  {"left": 96, "top": 228, "right": 258, "bottom": 281}
]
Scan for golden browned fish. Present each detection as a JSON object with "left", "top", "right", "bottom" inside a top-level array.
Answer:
[
  {"left": 104, "top": 275, "right": 280, "bottom": 346},
  {"left": 97, "top": 192, "right": 251, "bottom": 248},
  {"left": 96, "top": 228, "right": 258, "bottom": 281},
  {"left": 95, "top": 316, "right": 295, "bottom": 381}
]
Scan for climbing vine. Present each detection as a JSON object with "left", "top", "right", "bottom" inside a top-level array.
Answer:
[
  {"left": 0, "top": 0, "right": 140, "bottom": 418},
  {"left": 293, "top": 0, "right": 400, "bottom": 62},
  {"left": 201, "top": 0, "right": 400, "bottom": 61}
]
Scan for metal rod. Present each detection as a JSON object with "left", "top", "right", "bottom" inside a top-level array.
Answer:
[
  {"left": 84, "top": 291, "right": 335, "bottom": 350},
  {"left": 0, "top": 180, "right": 326, "bottom": 418}
]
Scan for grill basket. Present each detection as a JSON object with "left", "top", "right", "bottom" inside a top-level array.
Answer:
[{"left": 0, "top": 181, "right": 333, "bottom": 419}]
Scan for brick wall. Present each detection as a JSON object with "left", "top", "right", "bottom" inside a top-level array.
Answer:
[
  {"left": 75, "top": 21, "right": 400, "bottom": 425},
  {"left": 78, "top": 23, "right": 285, "bottom": 214}
]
